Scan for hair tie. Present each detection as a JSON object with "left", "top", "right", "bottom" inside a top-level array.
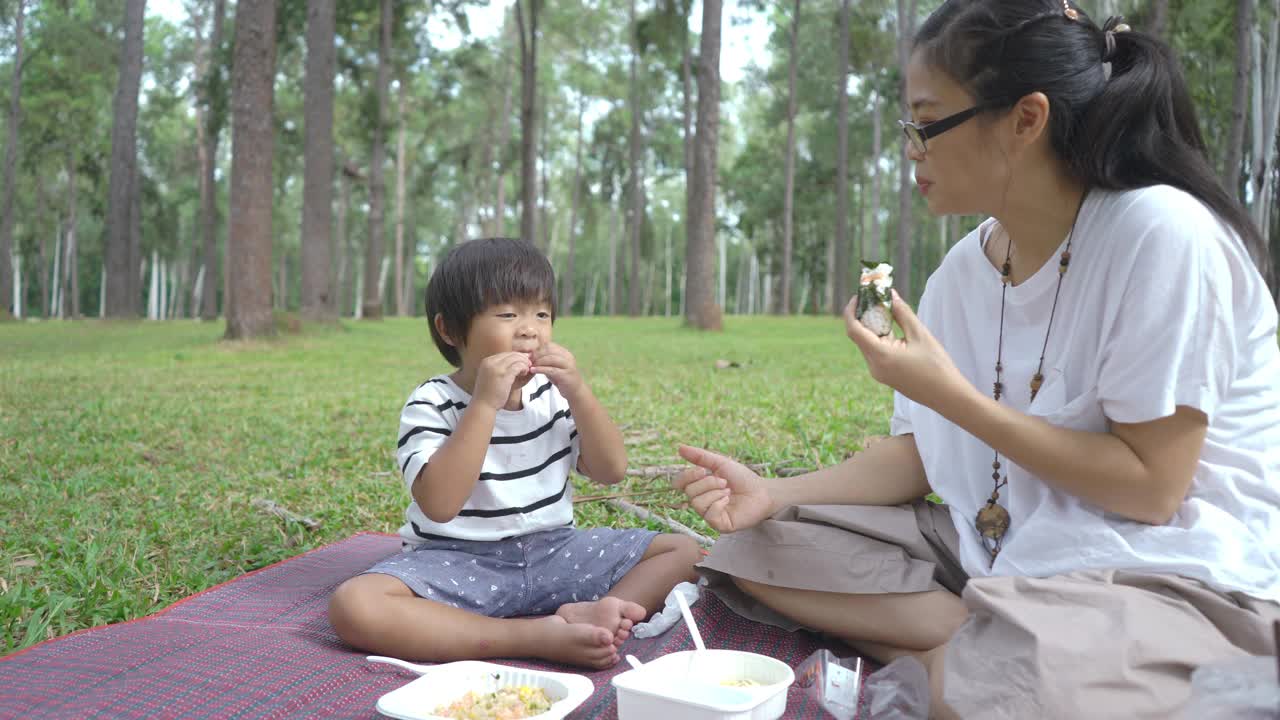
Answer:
[{"left": 1102, "top": 16, "right": 1131, "bottom": 62}]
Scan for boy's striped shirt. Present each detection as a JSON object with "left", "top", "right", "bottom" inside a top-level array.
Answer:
[{"left": 395, "top": 373, "right": 579, "bottom": 543}]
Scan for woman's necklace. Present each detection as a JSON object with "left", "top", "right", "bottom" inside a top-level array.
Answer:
[{"left": 975, "top": 190, "right": 1088, "bottom": 568}]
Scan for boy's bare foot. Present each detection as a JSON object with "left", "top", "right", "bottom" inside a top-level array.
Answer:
[
  {"left": 555, "top": 596, "right": 648, "bottom": 648},
  {"left": 529, "top": 615, "right": 619, "bottom": 669}
]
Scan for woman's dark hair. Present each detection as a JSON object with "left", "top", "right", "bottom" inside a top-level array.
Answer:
[
  {"left": 425, "top": 237, "right": 557, "bottom": 367},
  {"left": 914, "top": 0, "right": 1267, "bottom": 270}
]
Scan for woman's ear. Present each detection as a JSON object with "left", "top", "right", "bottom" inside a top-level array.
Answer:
[
  {"left": 433, "top": 313, "right": 457, "bottom": 347},
  {"left": 1011, "top": 91, "right": 1052, "bottom": 149}
]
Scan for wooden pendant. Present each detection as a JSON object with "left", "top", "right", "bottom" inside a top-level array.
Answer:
[{"left": 975, "top": 500, "right": 1010, "bottom": 541}]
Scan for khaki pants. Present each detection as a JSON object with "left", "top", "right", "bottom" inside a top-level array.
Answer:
[{"left": 696, "top": 501, "right": 1280, "bottom": 719}]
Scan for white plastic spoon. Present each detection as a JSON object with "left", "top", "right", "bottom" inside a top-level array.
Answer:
[
  {"left": 366, "top": 655, "right": 433, "bottom": 675},
  {"left": 674, "top": 589, "right": 707, "bottom": 679},
  {"left": 625, "top": 654, "right": 644, "bottom": 671},
  {"left": 673, "top": 589, "right": 706, "bottom": 652}
]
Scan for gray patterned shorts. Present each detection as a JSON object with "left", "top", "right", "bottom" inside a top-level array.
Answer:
[{"left": 363, "top": 526, "right": 659, "bottom": 617}]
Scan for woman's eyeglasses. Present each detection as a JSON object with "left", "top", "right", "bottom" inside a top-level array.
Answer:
[{"left": 898, "top": 106, "right": 984, "bottom": 154}]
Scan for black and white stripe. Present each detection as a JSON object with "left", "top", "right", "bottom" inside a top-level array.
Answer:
[{"left": 394, "top": 373, "right": 580, "bottom": 542}]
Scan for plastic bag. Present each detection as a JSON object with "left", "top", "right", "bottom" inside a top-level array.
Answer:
[
  {"left": 631, "top": 581, "right": 701, "bottom": 639},
  {"left": 794, "top": 649, "right": 864, "bottom": 720},
  {"left": 863, "top": 655, "right": 931, "bottom": 720},
  {"left": 1179, "top": 655, "right": 1280, "bottom": 720}
]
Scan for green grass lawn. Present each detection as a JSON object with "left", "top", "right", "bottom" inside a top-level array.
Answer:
[{"left": 0, "top": 316, "right": 894, "bottom": 655}]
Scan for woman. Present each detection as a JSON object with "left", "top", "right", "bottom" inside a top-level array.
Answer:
[{"left": 673, "top": 2, "right": 1280, "bottom": 718}]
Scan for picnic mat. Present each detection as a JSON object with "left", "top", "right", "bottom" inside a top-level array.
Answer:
[{"left": 0, "top": 532, "right": 870, "bottom": 719}]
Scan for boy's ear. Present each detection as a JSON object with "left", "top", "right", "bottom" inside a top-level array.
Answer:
[{"left": 433, "top": 313, "right": 458, "bottom": 347}]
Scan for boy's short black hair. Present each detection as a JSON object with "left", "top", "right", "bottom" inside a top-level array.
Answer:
[{"left": 426, "top": 237, "right": 557, "bottom": 367}]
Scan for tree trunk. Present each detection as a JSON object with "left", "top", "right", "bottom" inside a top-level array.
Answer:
[
  {"left": 9, "top": 252, "right": 17, "bottom": 317},
  {"left": 0, "top": 0, "right": 25, "bottom": 317},
  {"left": 494, "top": 55, "right": 513, "bottom": 236},
  {"left": 103, "top": 0, "right": 147, "bottom": 318},
  {"left": 337, "top": 164, "right": 357, "bottom": 316},
  {"left": 515, "top": 0, "right": 541, "bottom": 246},
  {"left": 539, "top": 93, "right": 552, "bottom": 254},
  {"left": 51, "top": 233, "right": 61, "bottom": 318},
  {"left": 681, "top": 1, "right": 694, "bottom": 229},
  {"left": 406, "top": 232, "right": 418, "bottom": 314},
  {"left": 868, "top": 89, "right": 883, "bottom": 261},
  {"left": 199, "top": 0, "right": 225, "bottom": 320},
  {"left": 33, "top": 174, "right": 47, "bottom": 318},
  {"left": 66, "top": 222, "right": 79, "bottom": 318},
  {"left": 224, "top": 0, "right": 277, "bottom": 340},
  {"left": 627, "top": 0, "right": 645, "bottom": 316},
  {"left": 665, "top": 222, "right": 674, "bottom": 316},
  {"left": 895, "top": 0, "right": 917, "bottom": 300},
  {"left": 779, "top": 0, "right": 801, "bottom": 315},
  {"left": 1249, "top": 14, "right": 1280, "bottom": 291},
  {"left": 1148, "top": 0, "right": 1169, "bottom": 40},
  {"left": 608, "top": 201, "right": 619, "bottom": 315},
  {"left": 642, "top": 259, "right": 656, "bottom": 316},
  {"left": 461, "top": 149, "right": 478, "bottom": 242},
  {"left": 832, "top": 0, "right": 851, "bottom": 315},
  {"left": 361, "top": 0, "right": 392, "bottom": 320},
  {"left": 685, "top": 0, "right": 723, "bottom": 330},
  {"left": 129, "top": 165, "right": 142, "bottom": 315},
  {"left": 717, "top": 228, "right": 726, "bottom": 308},
  {"left": 148, "top": 248, "right": 159, "bottom": 319},
  {"left": 562, "top": 91, "right": 585, "bottom": 315},
  {"left": 1224, "top": 0, "right": 1253, "bottom": 200},
  {"left": 394, "top": 74, "right": 409, "bottom": 316},
  {"left": 300, "top": 0, "right": 336, "bottom": 321},
  {"left": 477, "top": 97, "right": 497, "bottom": 235},
  {"left": 824, "top": 232, "right": 835, "bottom": 314},
  {"left": 66, "top": 152, "right": 79, "bottom": 317},
  {"left": 1264, "top": 13, "right": 1280, "bottom": 285}
]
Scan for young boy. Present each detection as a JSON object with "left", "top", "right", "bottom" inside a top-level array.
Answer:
[{"left": 329, "top": 237, "right": 702, "bottom": 669}]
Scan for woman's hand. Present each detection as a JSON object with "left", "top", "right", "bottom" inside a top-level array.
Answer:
[
  {"left": 671, "top": 445, "right": 775, "bottom": 534},
  {"left": 844, "top": 289, "right": 972, "bottom": 413}
]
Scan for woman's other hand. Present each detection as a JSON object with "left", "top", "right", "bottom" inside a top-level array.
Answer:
[{"left": 672, "top": 445, "right": 775, "bottom": 533}]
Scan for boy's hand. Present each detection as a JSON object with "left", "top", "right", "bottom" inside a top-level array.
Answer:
[
  {"left": 672, "top": 445, "right": 775, "bottom": 534},
  {"left": 474, "top": 351, "right": 533, "bottom": 410},
  {"left": 530, "top": 342, "right": 584, "bottom": 398}
]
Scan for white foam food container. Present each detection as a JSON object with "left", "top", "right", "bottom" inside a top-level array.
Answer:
[
  {"left": 611, "top": 649, "right": 795, "bottom": 720},
  {"left": 375, "top": 660, "right": 595, "bottom": 720}
]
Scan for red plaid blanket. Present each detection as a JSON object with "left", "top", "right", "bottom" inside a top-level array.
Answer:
[{"left": 0, "top": 532, "right": 868, "bottom": 719}]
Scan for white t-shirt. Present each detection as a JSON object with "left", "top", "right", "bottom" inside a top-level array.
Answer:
[
  {"left": 394, "top": 374, "right": 580, "bottom": 543},
  {"left": 892, "top": 185, "right": 1280, "bottom": 601}
]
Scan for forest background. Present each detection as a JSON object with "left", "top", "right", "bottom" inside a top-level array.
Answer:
[{"left": 1, "top": 0, "right": 1277, "bottom": 331}]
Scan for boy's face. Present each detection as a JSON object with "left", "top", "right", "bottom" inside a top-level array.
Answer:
[{"left": 450, "top": 298, "right": 554, "bottom": 373}]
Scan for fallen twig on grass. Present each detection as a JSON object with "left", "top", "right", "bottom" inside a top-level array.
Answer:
[
  {"left": 625, "top": 464, "right": 687, "bottom": 479},
  {"left": 607, "top": 499, "right": 714, "bottom": 548},
  {"left": 572, "top": 488, "right": 668, "bottom": 504},
  {"left": 251, "top": 498, "right": 322, "bottom": 530},
  {"left": 625, "top": 459, "right": 813, "bottom": 480},
  {"left": 622, "top": 429, "right": 663, "bottom": 446}
]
